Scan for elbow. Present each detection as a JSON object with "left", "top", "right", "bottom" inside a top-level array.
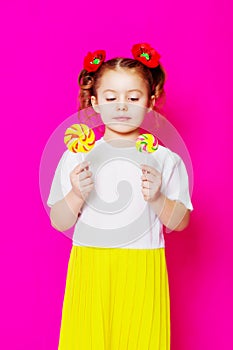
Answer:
[
  {"left": 50, "top": 211, "right": 78, "bottom": 232},
  {"left": 49, "top": 209, "right": 71, "bottom": 232},
  {"left": 173, "top": 210, "right": 190, "bottom": 231},
  {"left": 49, "top": 208, "right": 61, "bottom": 231},
  {"left": 50, "top": 219, "right": 63, "bottom": 232},
  {"left": 50, "top": 217, "right": 74, "bottom": 232},
  {"left": 50, "top": 216, "right": 64, "bottom": 232}
]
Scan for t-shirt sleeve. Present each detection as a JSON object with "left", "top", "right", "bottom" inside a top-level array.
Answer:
[
  {"left": 47, "top": 150, "right": 82, "bottom": 208},
  {"left": 161, "top": 151, "right": 194, "bottom": 211}
]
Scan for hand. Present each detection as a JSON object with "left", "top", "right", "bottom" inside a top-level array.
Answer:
[
  {"left": 70, "top": 161, "right": 94, "bottom": 201},
  {"left": 140, "top": 164, "right": 162, "bottom": 202}
]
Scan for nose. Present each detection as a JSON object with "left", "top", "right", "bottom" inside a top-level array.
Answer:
[{"left": 116, "top": 102, "right": 128, "bottom": 112}]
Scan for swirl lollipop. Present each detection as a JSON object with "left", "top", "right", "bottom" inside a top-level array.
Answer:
[
  {"left": 136, "top": 133, "right": 158, "bottom": 153},
  {"left": 64, "top": 123, "right": 95, "bottom": 153},
  {"left": 136, "top": 133, "right": 159, "bottom": 176}
]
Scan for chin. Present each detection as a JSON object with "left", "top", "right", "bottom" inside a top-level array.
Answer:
[
  {"left": 110, "top": 127, "right": 138, "bottom": 135},
  {"left": 107, "top": 122, "right": 139, "bottom": 132}
]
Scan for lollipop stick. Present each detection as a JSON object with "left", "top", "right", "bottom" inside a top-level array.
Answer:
[
  {"left": 145, "top": 152, "right": 149, "bottom": 174},
  {"left": 81, "top": 153, "right": 88, "bottom": 171},
  {"left": 136, "top": 133, "right": 159, "bottom": 244}
]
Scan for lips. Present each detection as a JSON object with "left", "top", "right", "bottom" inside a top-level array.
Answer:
[{"left": 113, "top": 117, "right": 131, "bottom": 122}]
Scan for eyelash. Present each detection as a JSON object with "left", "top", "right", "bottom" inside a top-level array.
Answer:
[{"left": 105, "top": 98, "right": 139, "bottom": 102}]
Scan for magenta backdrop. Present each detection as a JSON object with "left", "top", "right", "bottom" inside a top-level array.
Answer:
[{"left": 1, "top": 1, "right": 232, "bottom": 349}]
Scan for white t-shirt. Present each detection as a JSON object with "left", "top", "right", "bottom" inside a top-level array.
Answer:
[{"left": 47, "top": 137, "right": 193, "bottom": 249}]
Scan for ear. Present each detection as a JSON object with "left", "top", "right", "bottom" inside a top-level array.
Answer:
[
  {"left": 91, "top": 96, "right": 100, "bottom": 113},
  {"left": 147, "top": 95, "right": 155, "bottom": 112}
]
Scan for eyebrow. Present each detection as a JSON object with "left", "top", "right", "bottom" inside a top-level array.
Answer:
[{"left": 103, "top": 89, "right": 143, "bottom": 93}]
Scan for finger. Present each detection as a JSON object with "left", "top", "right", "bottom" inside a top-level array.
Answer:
[
  {"left": 83, "top": 183, "right": 94, "bottom": 192},
  {"left": 141, "top": 187, "right": 150, "bottom": 198},
  {"left": 140, "top": 164, "right": 160, "bottom": 177},
  {"left": 78, "top": 170, "right": 93, "bottom": 181},
  {"left": 141, "top": 172, "right": 155, "bottom": 183},
  {"left": 80, "top": 176, "right": 94, "bottom": 187},
  {"left": 72, "top": 161, "right": 90, "bottom": 174},
  {"left": 80, "top": 183, "right": 95, "bottom": 198},
  {"left": 142, "top": 181, "right": 150, "bottom": 189}
]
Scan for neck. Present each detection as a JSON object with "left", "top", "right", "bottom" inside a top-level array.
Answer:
[{"left": 103, "top": 126, "right": 141, "bottom": 143}]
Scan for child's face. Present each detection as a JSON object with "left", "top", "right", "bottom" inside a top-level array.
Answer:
[{"left": 91, "top": 69, "right": 154, "bottom": 137}]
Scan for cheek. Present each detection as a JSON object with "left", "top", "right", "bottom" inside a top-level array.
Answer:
[
  {"left": 99, "top": 103, "right": 116, "bottom": 119},
  {"left": 96, "top": 94, "right": 104, "bottom": 104},
  {"left": 128, "top": 104, "right": 148, "bottom": 118}
]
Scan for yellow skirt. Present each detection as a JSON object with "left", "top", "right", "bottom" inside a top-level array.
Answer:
[{"left": 58, "top": 246, "right": 170, "bottom": 350}]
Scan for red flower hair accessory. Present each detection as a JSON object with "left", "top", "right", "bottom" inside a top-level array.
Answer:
[
  {"left": 83, "top": 50, "right": 106, "bottom": 72},
  {"left": 131, "top": 43, "right": 161, "bottom": 68}
]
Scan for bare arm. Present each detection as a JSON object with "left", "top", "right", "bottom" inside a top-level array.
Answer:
[
  {"left": 148, "top": 193, "right": 190, "bottom": 231},
  {"left": 49, "top": 160, "right": 94, "bottom": 232},
  {"left": 141, "top": 163, "right": 191, "bottom": 232},
  {"left": 50, "top": 189, "right": 85, "bottom": 231}
]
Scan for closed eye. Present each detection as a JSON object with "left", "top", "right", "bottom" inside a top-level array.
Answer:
[
  {"left": 128, "top": 98, "right": 139, "bottom": 102},
  {"left": 106, "top": 98, "right": 116, "bottom": 101}
]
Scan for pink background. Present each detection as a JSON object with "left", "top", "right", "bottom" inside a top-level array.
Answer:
[{"left": 1, "top": 1, "right": 232, "bottom": 349}]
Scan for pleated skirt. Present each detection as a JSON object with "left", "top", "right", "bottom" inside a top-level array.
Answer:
[{"left": 58, "top": 245, "right": 170, "bottom": 350}]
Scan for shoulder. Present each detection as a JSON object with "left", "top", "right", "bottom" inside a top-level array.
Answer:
[
  {"left": 55, "top": 149, "right": 83, "bottom": 172},
  {"left": 152, "top": 144, "right": 182, "bottom": 167}
]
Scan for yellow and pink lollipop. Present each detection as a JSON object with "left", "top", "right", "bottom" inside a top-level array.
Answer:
[
  {"left": 64, "top": 123, "right": 95, "bottom": 153},
  {"left": 136, "top": 133, "right": 159, "bottom": 153},
  {"left": 136, "top": 133, "right": 159, "bottom": 175}
]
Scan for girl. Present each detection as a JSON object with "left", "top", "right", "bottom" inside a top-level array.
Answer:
[{"left": 47, "top": 43, "right": 193, "bottom": 349}]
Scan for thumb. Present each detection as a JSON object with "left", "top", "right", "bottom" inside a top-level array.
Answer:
[{"left": 73, "top": 160, "right": 90, "bottom": 174}]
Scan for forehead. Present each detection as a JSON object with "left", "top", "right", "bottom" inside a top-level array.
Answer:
[{"left": 97, "top": 68, "right": 148, "bottom": 92}]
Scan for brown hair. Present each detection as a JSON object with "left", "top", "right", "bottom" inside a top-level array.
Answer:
[{"left": 78, "top": 57, "right": 166, "bottom": 111}]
